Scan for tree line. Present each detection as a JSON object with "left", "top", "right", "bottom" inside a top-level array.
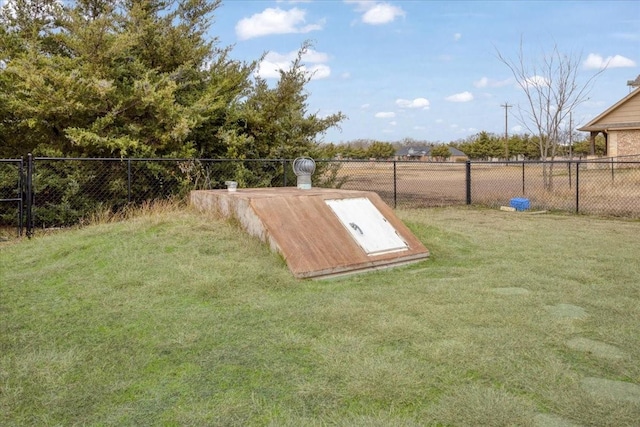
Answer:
[
  {"left": 314, "top": 133, "right": 604, "bottom": 161},
  {"left": 449, "top": 131, "right": 605, "bottom": 161}
]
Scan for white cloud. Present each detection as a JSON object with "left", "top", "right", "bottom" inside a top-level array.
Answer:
[
  {"left": 523, "top": 75, "right": 550, "bottom": 88},
  {"left": 474, "top": 77, "right": 512, "bottom": 88},
  {"left": 360, "top": 103, "right": 370, "bottom": 109},
  {"left": 236, "top": 7, "right": 323, "bottom": 40},
  {"left": 256, "top": 49, "right": 331, "bottom": 80},
  {"left": 257, "top": 52, "right": 291, "bottom": 79},
  {"left": 583, "top": 53, "right": 636, "bottom": 70},
  {"left": 362, "top": 3, "right": 404, "bottom": 24},
  {"left": 474, "top": 77, "right": 489, "bottom": 88},
  {"left": 375, "top": 112, "right": 396, "bottom": 118},
  {"left": 305, "top": 64, "right": 331, "bottom": 79},
  {"left": 389, "top": 121, "right": 397, "bottom": 126},
  {"left": 453, "top": 33, "right": 462, "bottom": 41},
  {"left": 396, "top": 97, "right": 430, "bottom": 109},
  {"left": 302, "top": 49, "right": 329, "bottom": 63},
  {"left": 345, "top": 1, "right": 405, "bottom": 25},
  {"left": 445, "top": 91, "right": 474, "bottom": 102}
]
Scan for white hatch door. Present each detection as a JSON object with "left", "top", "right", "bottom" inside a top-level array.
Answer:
[{"left": 325, "top": 198, "right": 409, "bottom": 255}]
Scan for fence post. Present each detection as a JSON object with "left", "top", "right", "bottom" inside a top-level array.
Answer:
[
  {"left": 17, "top": 157, "right": 24, "bottom": 237},
  {"left": 393, "top": 160, "right": 397, "bottom": 208},
  {"left": 611, "top": 157, "right": 614, "bottom": 184},
  {"left": 127, "top": 158, "right": 132, "bottom": 203},
  {"left": 568, "top": 161, "right": 572, "bottom": 189},
  {"left": 26, "top": 153, "right": 33, "bottom": 238},
  {"left": 465, "top": 160, "right": 471, "bottom": 205},
  {"left": 522, "top": 161, "right": 525, "bottom": 195},
  {"left": 575, "top": 161, "right": 580, "bottom": 214}
]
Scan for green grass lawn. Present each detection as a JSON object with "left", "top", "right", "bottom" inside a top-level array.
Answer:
[{"left": 1, "top": 205, "right": 639, "bottom": 426}]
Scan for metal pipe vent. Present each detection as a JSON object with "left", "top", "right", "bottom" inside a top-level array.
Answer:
[{"left": 293, "top": 157, "right": 316, "bottom": 190}]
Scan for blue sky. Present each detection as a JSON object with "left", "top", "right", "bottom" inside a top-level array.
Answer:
[{"left": 212, "top": 0, "right": 640, "bottom": 144}]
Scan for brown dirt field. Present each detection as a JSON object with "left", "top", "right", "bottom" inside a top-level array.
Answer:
[{"left": 326, "top": 161, "right": 640, "bottom": 217}]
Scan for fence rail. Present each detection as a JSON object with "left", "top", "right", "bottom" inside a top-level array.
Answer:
[{"left": 2, "top": 155, "right": 640, "bottom": 238}]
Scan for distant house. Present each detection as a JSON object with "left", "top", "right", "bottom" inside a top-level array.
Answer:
[
  {"left": 578, "top": 83, "right": 640, "bottom": 157},
  {"left": 395, "top": 146, "right": 468, "bottom": 162}
]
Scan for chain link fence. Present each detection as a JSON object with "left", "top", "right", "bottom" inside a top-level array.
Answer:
[
  {"left": 332, "top": 160, "right": 467, "bottom": 208},
  {"left": 0, "top": 158, "right": 25, "bottom": 238},
  {"left": 469, "top": 158, "right": 640, "bottom": 216},
  {"left": 26, "top": 158, "right": 295, "bottom": 230},
  {"left": 3, "top": 156, "right": 640, "bottom": 237}
]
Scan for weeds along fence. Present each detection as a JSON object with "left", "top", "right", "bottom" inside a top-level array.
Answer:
[{"left": 2, "top": 155, "right": 640, "bottom": 238}]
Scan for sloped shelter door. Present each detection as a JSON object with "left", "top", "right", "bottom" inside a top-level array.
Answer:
[{"left": 325, "top": 197, "right": 409, "bottom": 256}]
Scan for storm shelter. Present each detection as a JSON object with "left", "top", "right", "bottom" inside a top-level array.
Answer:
[{"left": 190, "top": 187, "right": 429, "bottom": 279}]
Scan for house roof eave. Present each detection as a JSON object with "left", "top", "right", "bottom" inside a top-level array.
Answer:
[
  {"left": 578, "top": 122, "right": 640, "bottom": 132},
  {"left": 578, "top": 87, "right": 640, "bottom": 130}
]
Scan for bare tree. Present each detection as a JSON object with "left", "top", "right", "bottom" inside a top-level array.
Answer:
[{"left": 496, "top": 40, "right": 606, "bottom": 189}]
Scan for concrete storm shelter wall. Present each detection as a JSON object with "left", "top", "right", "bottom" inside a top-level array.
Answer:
[{"left": 190, "top": 188, "right": 429, "bottom": 279}]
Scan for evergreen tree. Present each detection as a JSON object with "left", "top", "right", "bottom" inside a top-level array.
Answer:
[
  {"left": 430, "top": 145, "right": 451, "bottom": 161},
  {"left": 366, "top": 141, "right": 395, "bottom": 159},
  {"left": 220, "top": 42, "right": 346, "bottom": 161},
  {"left": 0, "top": 0, "right": 254, "bottom": 158},
  {"left": 1, "top": 3, "right": 344, "bottom": 160},
  {"left": 215, "top": 42, "right": 346, "bottom": 186}
]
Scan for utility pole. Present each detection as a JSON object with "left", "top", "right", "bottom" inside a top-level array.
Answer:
[
  {"left": 501, "top": 102, "right": 512, "bottom": 160},
  {"left": 569, "top": 111, "right": 573, "bottom": 159}
]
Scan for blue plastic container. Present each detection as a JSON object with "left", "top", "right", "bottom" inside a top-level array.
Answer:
[{"left": 509, "top": 197, "right": 530, "bottom": 211}]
